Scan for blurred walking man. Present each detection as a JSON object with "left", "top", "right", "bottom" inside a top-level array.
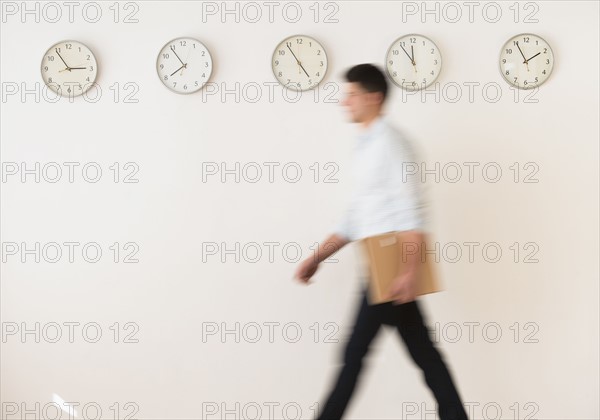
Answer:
[{"left": 294, "top": 64, "right": 469, "bottom": 420}]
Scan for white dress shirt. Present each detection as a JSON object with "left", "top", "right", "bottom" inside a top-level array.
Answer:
[{"left": 332, "top": 114, "right": 427, "bottom": 242}]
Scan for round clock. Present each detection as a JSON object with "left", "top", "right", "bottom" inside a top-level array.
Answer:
[
  {"left": 40, "top": 40, "right": 98, "bottom": 98},
  {"left": 499, "top": 33, "right": 554, "bottom": 89},
  {"left": 272, "top": 34, "right": 328, "bottom": 92},
  {"left": 385, "top": 34, "right": 442, "bottom": 91},
  {"left": 156, "top": 37, "right": 213, "bottom": 94}
]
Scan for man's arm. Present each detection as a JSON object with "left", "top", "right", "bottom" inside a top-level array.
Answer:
[{"left": 313, "top": 233, "right": 351, "bottom": 264}]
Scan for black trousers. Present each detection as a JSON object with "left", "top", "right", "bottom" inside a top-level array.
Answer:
[{"left": 317, "top": 287, "right": 469, "bottom": 420}]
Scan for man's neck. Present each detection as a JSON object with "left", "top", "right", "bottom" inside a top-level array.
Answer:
[{"left": 360, "top": 113, "right": 383, "bottom": 131}]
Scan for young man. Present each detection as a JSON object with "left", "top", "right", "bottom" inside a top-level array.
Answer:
[{"left": 293, "top": 64, "right": 469, "bottom": 420}]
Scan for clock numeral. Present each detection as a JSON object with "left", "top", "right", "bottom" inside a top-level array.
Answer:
[
  {"left": 523, "top": 37, "right": 530, "bottom": 43},
  {"left": 506, "top": 48, "right": 513, "bottom": 54},
  {"left": 430, "top": 48, "right": 434, "bottom": 54},
  {"left": 65, "top": 43, "right": 72, "bottom": 49},
  {"left": 180, "top": 40, "right": 187, "bottom": 46},
  {"left": 410, "top": 37, "right": 416, "bottom": 43}
]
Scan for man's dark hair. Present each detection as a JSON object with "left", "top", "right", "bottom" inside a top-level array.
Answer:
[{"left": 344, "top": 63, "right": 388, "bottom": 104}]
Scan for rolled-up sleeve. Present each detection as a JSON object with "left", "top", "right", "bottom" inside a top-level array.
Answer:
[{"left": 332, "top": 199, "right": 356, "bottom": 242}]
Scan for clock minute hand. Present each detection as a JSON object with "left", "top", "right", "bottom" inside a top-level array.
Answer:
[
  {"left": 286, "top": 43, "right": 309, "bottom": 78},
  {"left": 516, "top": 41, "right": 528, "bottom": 63},
  {"left": 400, "top": 45, "right": 414, "bottom": 64},
  {"left": 55, "top": 48, "right": 71, "bottom": 71},
  {"left": 170, "top": 46, "right": 185, "bottom": 66}
]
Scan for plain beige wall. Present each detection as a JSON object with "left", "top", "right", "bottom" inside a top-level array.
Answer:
[{"left": 1, "top": 1, "right": 598, "bottom": 419}]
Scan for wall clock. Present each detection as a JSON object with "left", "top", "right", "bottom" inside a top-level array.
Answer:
[
  {"left": 271, "top": 34, "right": 328, "bottom": 92},
  {"left": 499, "top": 33, "right": 554, "bottom": 89},
  {"left": 40, "top": 40, "right": 98, "bottom": 97},
  {"left": 385, "top": 34, "right": 442, "bottom": 91},
  {"left": 156, "top": 37, "right": 213, "bottom": 94}
]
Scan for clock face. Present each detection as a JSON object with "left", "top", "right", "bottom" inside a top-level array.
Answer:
[
  {"left": 156, "top": 37, "right": 213, "bottom": 94},
  {"left": 499, "top": 33, "right": 554, "bottom": 89},
  {"left": 272, "top": 35, "right": 328, "bottom": 92},
  {"left": 40, "top": 40, "right": 98, "bottom": 98},
  {"left": 385, "top": 34, "right": 442, "bottom": 91}
]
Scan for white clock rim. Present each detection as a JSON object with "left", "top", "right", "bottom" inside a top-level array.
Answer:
[
  {"left": 384, "top": 33, "right": 442, "bottom": 91},
  {"left": 40, "top": 39, "right": 98, "bottom": 98},
  {"left": 271, "top": 33, "right": 329, "bottom": 92},
  {"left": 498, "top": 32, "right": 554, "bottom": 90},
  {"left": 156, "top": 36, "right": 213, "bottom": 94}
]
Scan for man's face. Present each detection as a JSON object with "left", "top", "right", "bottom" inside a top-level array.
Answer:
[{"left": 341, "top": 82, "right": 381, "bottom": 123}]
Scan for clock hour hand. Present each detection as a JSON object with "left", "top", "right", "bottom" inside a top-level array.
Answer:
[
  {"left": 170, "top": 64, "right": 186, "bottom": 76},
  {"left": 525, "top": 52, "right": 541, "bottom": 62},
  {"left": 286, "top": 43, "right": 310, "bottom": 78}
]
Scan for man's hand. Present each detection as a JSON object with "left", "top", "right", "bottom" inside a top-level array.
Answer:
[
  {"left": 294, "top": 257, "right": 320, "bottom": 284},
  {"left": 386, "top": 269, "right": 417, "bottom": 304},
  {"left": 292, "top": 233, "right": 349, "bottom": 285}
]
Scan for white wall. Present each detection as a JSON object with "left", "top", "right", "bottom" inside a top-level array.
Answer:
[{"left": 1, "top": 1, "right": 598, "bottom": 419}]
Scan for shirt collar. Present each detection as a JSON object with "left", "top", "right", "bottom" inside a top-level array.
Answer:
[{"left": 357, "top": 114, "right": 387, "bottom": 142}]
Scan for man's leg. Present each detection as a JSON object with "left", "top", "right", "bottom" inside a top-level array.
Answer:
[
  {"left": 390, "top": 299, "right": 469, "bottom": 420},
  {"left": 317, "top": 289, "right": 383, "bottom": 420}
]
